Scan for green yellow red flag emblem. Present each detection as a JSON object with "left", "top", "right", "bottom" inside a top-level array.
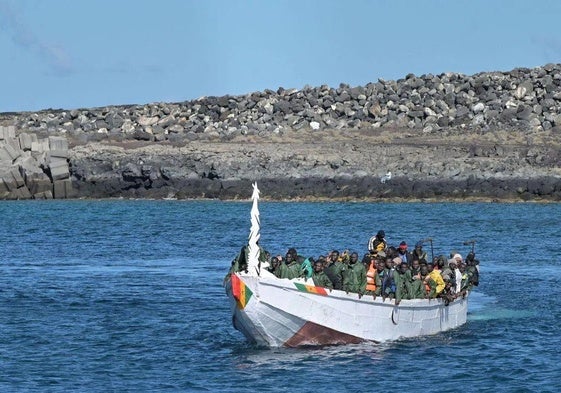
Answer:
[
  {"left": 231, "top": 274, "right": 253, "bottom": 309},
  {"left": 294, "top": 282, "right": 328, "bottom": 296}
]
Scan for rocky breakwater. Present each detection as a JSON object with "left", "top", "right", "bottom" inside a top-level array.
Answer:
[
  {"left": 1, "top": 63, "right": 561, "bottom": 200},
  {"left": 0, "top": 125, "right": 74, "bottom": 199}
]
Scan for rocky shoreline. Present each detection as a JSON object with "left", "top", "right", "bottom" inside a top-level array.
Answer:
[{"left": 1, "top": 64, "right": 561, "bottom": 201}]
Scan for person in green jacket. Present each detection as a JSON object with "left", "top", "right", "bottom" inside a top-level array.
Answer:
[
  {"left": 408, "top": 262, "right": 427, "bottom": 299},
  {"left": 324, "top": 250, "right": 345, "bottom": 290},
  {"left": 279, "top": 248, "right": 302, "bottom": 279},
  {"left": 267, "top": 256, "right": 282, "bottom": 278},
  {"left": 395, "top": 262, "right": 412, "bottom": 305},
  {"left": 311, "top": 259, "right": 333, "bottom": 289},
  {"left": 342, "top": 252, "right": 367, "bottom": 297}
]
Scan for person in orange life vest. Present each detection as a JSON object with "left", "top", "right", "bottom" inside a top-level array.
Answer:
[{"left": 365, "top": 254, "right": 379, "bottom": 297}]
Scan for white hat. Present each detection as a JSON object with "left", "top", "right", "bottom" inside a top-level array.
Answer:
[{"left": 453, "top": 253, "right": 462, "bottom": 261}]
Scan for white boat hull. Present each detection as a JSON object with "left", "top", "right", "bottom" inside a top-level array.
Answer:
[{"left": 226, "top": 273, "right": 468, "bottom": 347}]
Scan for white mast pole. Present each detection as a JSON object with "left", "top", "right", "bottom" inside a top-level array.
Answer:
[{"left": 246, "top": 182, "right": 261, "bottom": 275}]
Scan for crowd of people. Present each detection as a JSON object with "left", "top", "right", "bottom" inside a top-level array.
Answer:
[{"left": 228, "top": 229, "right": 480, "bottom": 305}]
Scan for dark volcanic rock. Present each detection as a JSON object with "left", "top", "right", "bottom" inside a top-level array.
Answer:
[{"left": 2, "top": 64, "right": 561, "bottom": 200}]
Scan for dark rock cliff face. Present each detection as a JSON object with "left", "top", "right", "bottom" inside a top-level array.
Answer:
[{"left": 1, "top": 64, "right": 561, "bottom": 201}]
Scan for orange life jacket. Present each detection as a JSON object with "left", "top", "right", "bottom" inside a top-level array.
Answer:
[{"left": 366, "top": 261, "right": 377, "bottom": 292}]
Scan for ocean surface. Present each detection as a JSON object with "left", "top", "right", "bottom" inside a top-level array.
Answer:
[{"left": 1, "top": 199, "right": 560, "bottom": 392}]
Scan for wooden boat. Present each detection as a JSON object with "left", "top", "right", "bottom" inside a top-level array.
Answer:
[{"left": 224, "top": 183, "right": 469, "bottom": 347}]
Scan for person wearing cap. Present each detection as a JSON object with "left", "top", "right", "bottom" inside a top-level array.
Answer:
[
  {"left": 368, "top": 230, "right": 387, "bottom": 256},
  {"left": 396, "top": 241, "right": 412, "bottom": 264}
]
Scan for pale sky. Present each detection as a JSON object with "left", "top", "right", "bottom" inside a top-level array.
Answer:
[{"left": 1, "top": 0, "right": 560, "bottom": 112}]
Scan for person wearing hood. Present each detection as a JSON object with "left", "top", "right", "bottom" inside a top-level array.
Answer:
[
  {"left": 368, "top": 230, "right": 387, "bottom": 256},
  {"left": 450, "top": 259, "right": 463, "bottom": 294}
]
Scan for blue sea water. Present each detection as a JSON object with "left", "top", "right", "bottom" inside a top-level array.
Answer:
[{"left": 1, "top": 200, "right": 560, "bottom": 392}]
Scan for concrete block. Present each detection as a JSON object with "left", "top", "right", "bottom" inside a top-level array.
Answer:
[
  {"left": 6, "top": 137, "right": 21, "bottom": 151},
  {"left": 0, "top": 126, "right": 16, "bottom": 140},
  {"left": 7, "top": 126, "right": 16, "bottom": 138},
  {"left": 49, "top": 160, "right": 69, "bottom": 181},
  {"left": 2, "top": 143, "right": 21, "bottom": 161},
  {"left": 0, "top": 146, "right": 12, "bottom": 163},
  {"left": 31, "top": 151, "right": 48, "bottom": 166},
  {"left": 10, "top": 167, "right": 25, "bottom": 188},
  {"left": 6, "top": 185, "right": 32, "bottom": 199},
  {"left": 34, "top": 190, "right": 53, "bottom": 199},
  {"left": 0, "top": 177, "right": 8, "bottom": 193},
  {"left": 47, "top": 156, "right": 67, "bottom": 167},
  {"left": 1, "top": 174, "right": 16, "bottom": 191},
  {"left": 48, "top": 149, "right": 69, "bottom": 159},
  {"left": 18, "top": 155, "right": 41, "bottom": 174},
  {"left": 49, "top": 136, "right": 68, "bottom": 151},
  {"left": 26, "top": 173, "right": 52, "bottom": 195},
  {"left": 14, "top": 186, "right": 32, "bottom": 199},
  {"left": 53, "top": 179, "right": 74, "bottom": 198},
  {"left": 31, "top": 139, "right": 50, "bottom": 153},
  {"left": 46, "top": 153, "right": 69, "bottom": 167},
  {"left": 19, "top": 133, "right": 34, "bottom": 151}
]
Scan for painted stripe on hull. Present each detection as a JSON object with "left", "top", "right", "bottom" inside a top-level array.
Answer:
[{"left": 284, "top": 321, "right": 366, "bottom": 347}]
